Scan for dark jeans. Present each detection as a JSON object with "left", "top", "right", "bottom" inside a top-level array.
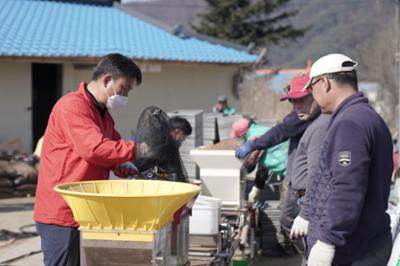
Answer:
[{"left": 36, "top": 222, "right": 80, "bottom": 266}]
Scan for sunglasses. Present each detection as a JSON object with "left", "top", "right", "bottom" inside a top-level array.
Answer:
[{"left": 306, "top": 77, "right": 322, "bottom": 92}]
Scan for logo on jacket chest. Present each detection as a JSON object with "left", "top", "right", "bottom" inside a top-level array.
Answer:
[{"left": 338, "top": 151, "right": 351, "bottom": 167}]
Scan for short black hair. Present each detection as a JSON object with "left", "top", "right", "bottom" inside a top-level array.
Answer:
[
  {"left": 170, "top": 116, "right": 192, "bottom": 136},
  {"left": 92, "top": 53, "right": 142, "bottom": 85},
  {"left": 326, "top": 69, "right": 358, "bottom": 91}
]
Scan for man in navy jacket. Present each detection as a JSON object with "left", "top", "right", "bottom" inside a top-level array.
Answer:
[{"left": 304, "top": 54, "right": 393, "bottom": 266}]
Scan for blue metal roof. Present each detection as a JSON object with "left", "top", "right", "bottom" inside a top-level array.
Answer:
[{"left": 0, "top": 0, "right": 256, "bottom": 64}]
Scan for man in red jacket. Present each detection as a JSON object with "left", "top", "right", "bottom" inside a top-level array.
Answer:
[{"left": 34, "top": 53, "right": 142, "bottom": 266}]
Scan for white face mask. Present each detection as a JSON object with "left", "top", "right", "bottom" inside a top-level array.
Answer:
[{"left": 106, "top": 88, "right": 128, "bottom": 110}]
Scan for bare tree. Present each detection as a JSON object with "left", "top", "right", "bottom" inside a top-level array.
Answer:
[{"left": 239, "top": 72, "right": 292, "bottom": 121}]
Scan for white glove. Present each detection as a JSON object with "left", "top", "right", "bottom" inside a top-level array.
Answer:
[
  {"left": 248, "top": 186, "right": 261, "bottom": 203},
  {"left": 307, "top": 240, "right": 335, "bottom": 266},
  {"left": 290, "top": 216, "right": 309, "bottom": 239},
  {"left": 135, "top": 142, "right": 151, "bottom": 158}
]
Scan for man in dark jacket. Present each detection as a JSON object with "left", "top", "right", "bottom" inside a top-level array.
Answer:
[
  {"left": 235, "top": 110, "right": 310, "bottom": 203},
  {"left": 303, "top": 54, "right": 393, "bottom": 266},
  {"left": 236, "top": 75, "right": 315, "bottom": 256}
]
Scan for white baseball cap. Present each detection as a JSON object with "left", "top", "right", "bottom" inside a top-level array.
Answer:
[{"left": 302, "top": 53, "right": 358, "bottom": 91}]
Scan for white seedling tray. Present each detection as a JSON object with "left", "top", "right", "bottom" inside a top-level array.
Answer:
[
  {"left": 190, "top": 148, "right": 245, "bottom": 208},
  {"left": 189, "top": 149, "right": 242, "bottom": 169}
]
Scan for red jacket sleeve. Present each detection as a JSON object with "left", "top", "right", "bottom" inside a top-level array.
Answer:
[
  {"left": 56, "top": 105, "right": 135, "bottom": 167},
  {"left": 112, "top": 127, "right": 122, "bottom": 141}
]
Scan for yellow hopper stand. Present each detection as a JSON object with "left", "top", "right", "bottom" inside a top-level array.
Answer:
[{"left": 55, "top": 180, "right": 200, "bottom": 266}]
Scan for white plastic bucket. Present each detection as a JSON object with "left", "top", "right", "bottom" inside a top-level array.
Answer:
[
  {"left": 190, "top": 196, "right": 222, "bottom": 235},
  {"left": 193, "top": 195, "right": 222, "bottom": 206}
]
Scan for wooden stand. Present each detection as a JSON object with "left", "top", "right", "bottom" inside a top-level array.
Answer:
[{"left": 80, "top": 225, "right": 171, "bottom": 266}]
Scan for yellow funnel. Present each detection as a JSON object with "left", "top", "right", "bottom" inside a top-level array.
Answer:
[{"left": 55, "top": 180, "right": 200, "bottom": 234}]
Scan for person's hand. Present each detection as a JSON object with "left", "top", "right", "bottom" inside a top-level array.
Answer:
[
  {"left": 290, "top": 216, "right": 309, "bottom": 239},
  {"left": 256, "top": 150, "right": 265, "bottom": 162},
  {"left": 135, "top": 142, "right": 151, "bottom": 158},
  {"left": 248, "top": 186, "right": 261, "bottom": 203},
  {"left": 235, "top": 142, "right": 253, "bottom": 159},
  {"left": 307, "top": 240, "right": 335, "bottom": 266},
  {"left": 131, "top": 133, "right": 152, "bottom": 158},
  {"left": 114, "top": 162, "right": 138, "bottom": 178},
  {"left": 246, "top": 150, "right": 261, "bottom": 165}
]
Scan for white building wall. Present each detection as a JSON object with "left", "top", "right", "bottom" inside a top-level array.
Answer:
[
  {"left": 0, "top": 61, "right": 32, "bottom": 152},
  {"left": 70, "top": 63, "right": 239, "bottom": 138},
  {"left": 0, "top": 61, "right": 239, "bottom": 151}
]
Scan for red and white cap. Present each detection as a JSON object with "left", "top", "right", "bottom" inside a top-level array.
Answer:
[
  {"left": 302, "top": 53, "right": 358, "bottom": 91},
  {"left": 280, "top": 73, "right": 311, "bottom": 101}
]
